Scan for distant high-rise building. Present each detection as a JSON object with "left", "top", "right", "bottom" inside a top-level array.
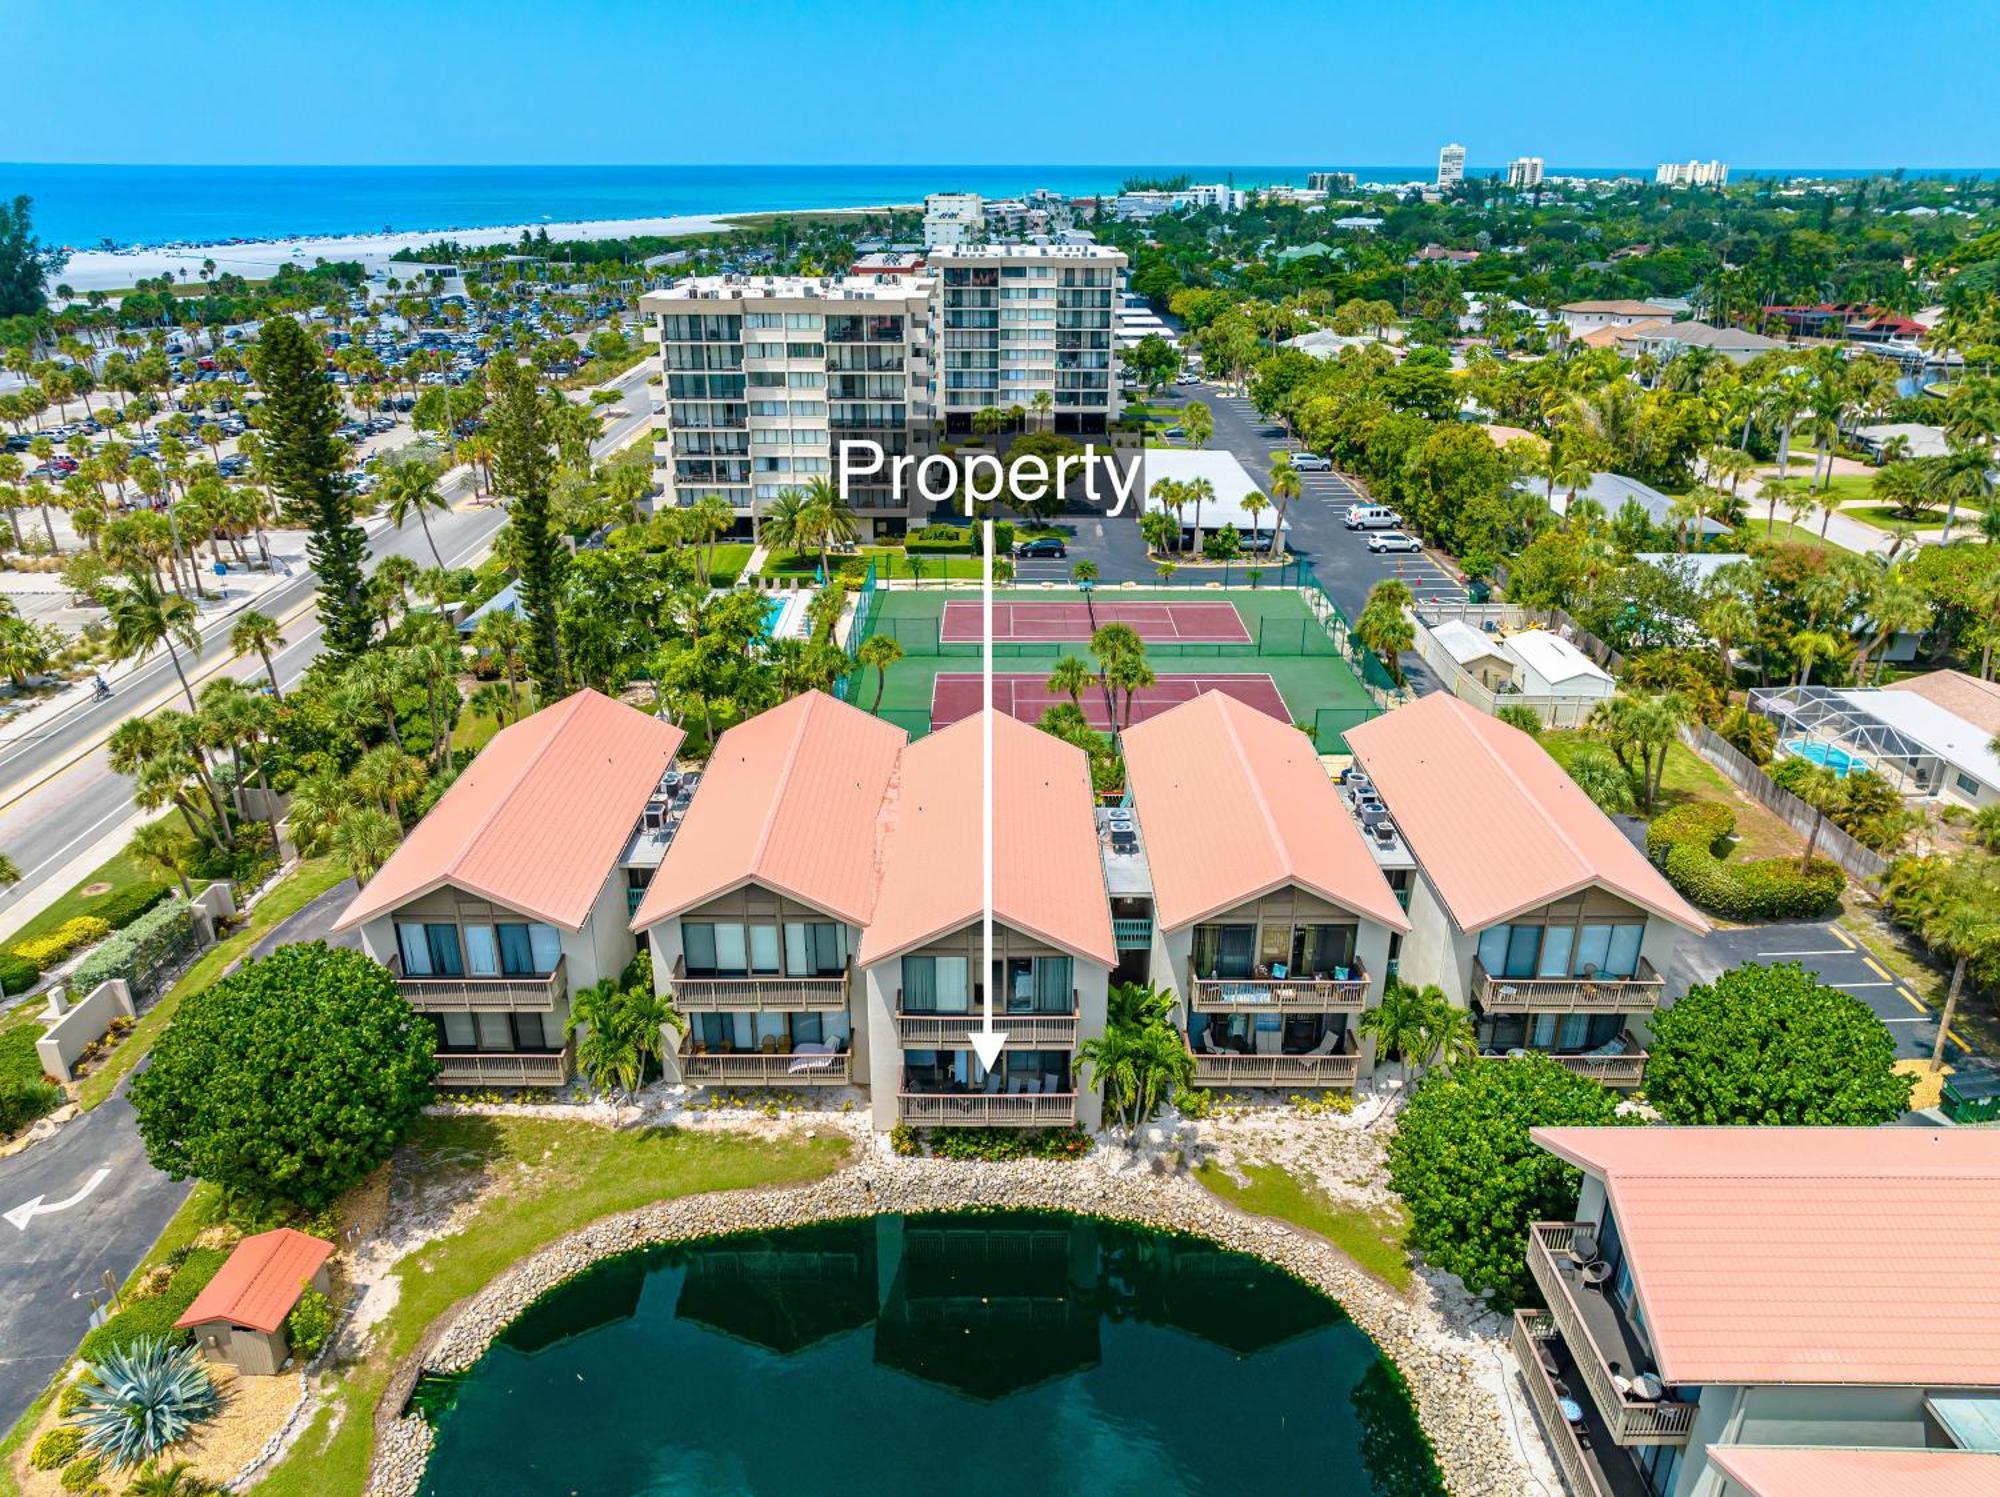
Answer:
[
  {"left": 1437, "top": 143, "right": 1467, "bottom": 189},
  {"left": 1307, "top": 170, "right": 1357, "bottom": 193},
  {"left": 923, "top": 193, "right": 986, "bottom": 248},
  {"left": 1655, "top": 160, "right": 1728, "bottom": 188},
  {"left": 1506, "top": 156, "right": 1545, "bottom": 190}
]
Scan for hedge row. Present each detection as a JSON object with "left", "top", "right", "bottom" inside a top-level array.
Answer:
[
  {"left": 1646, "top": 802, "right": 1847, "bottom": 921},
  {"left": 71, "top": 897, "right": 195, "bottom": 995},
  {"left": 0, "top": 883, "right": 172, "bottom": 996},
  {"left": 11, "top": 916, "right": 111, "bottom": 968},
  {"left": 77, "top": 1247, "right": 229, "bottom": 1363}
]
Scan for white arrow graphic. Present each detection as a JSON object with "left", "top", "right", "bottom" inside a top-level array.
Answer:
[
  {"left": 970, "top": 511, "right": 1007, "bottom": 1074},
  {"left": 5, "top": 1168, "right": 111, "bottom": 1231}
]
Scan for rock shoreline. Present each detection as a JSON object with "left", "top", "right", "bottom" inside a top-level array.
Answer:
[{"left": 365, "top": 1152, "right": 1537, "bottom": 1496}]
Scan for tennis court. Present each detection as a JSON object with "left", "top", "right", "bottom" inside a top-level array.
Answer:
[
  {"left": 931, "top": 672, "right": 1290, "bottom": 731},
  {"left": 940, "top": 598, "right": 1250, "bottom": 645}
]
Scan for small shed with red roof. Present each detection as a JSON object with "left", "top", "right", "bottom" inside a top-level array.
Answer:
[{"left": 175, "top": 1228, "right": 335, "bottom": 1375}]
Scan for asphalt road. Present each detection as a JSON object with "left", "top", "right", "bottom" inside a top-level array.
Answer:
[{"left": 0, "top": 363, "right": 658, "bottom": 943}]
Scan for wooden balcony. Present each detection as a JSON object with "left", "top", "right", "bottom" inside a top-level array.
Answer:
[
  {"left": 895, "top": 992, "right": 1079, "bottom": 1049},
  {"left": 898, "top": 1091, "right": 1077, "bottom": 1128},
  {"left": 1511, "top": 1312, "right": 1645, "bottom": 1497},
  {"left": 1528, "top": 1224, "right": 1696, "bottom": 1447},
  {"left": 1475, "top": 959, "right": 1664, "bottom": 1015},
  {"left": 681, "top": 1050, "right": 852, "bottom": 1087},
  {"left": 669, "top": 958, "right": 850, "bottom": 1012},
  {"left": 1189, "top": 1035, "right": 1361, "bottom": 1089},
  {"left": 391, "top": 955, "right": 565, "bottom": 1013},
  {"left": 435, "top": 1046, "right": 572, "bottom": 1088},
  {"left": 1481, "top": 1036, "right": 1648, "bottom": 1088},
  {"left": 1187, "top": 961, "right": 1368, "bottom": 1013}
]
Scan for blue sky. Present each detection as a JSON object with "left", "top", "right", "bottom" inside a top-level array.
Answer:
[{"left": 4, "top": 0, "right": 1993, "bottom": 167}]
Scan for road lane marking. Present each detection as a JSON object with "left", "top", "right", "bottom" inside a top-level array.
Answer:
[
  {"left": 1900, "top": 988, "right": 1926, "bottom": 1013},
  {"left": 1835, "top": 981, "right": 1897, "bottom": 989},
  {"left": 1756, "top": 948, "right": 1851, "bottom": 957},
  {"left": 1862, "top": 957, "right": 1895, "bottom": 982},
  {"left": 5, "top": 1167, "right": 112, "bottom": 1231},
  {"left": 1828, "top": 926, "right": 1856, "bottom": 950}
]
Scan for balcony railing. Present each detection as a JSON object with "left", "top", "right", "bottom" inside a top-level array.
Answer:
[
  {"left": 1111, "top": 917, "right": 1153, "bottom": 951},
  {"left": 435, "top": 1046, "right": 572, "bottom": 1088},
  {"left": 670, "top": 958, "right": 850, "bottom": 1011},
  {"left": 1527, "top": 1224, "right": 1696, "bottom": 1446},
  {"left": 681, "top": 1050, "right": 852, "bottom": 1087},
  {"left": 899, "top": 1091, "right": 1077, "bottom": 1128},
  {"left": 1511, "top": 1312, "right": 1617, "bottom": 1497},
  {"left": 1482, "top": 1036, "right": 1648, "bottom": 1088},
  {"left": 1475, "top": 960, "right": 1664, "bottom": 1015},
  {"left": 1188, "top": 961, "right": 1368, "bottom": 1013},
  {"left": 896, "top": 991, "right": 1079, "bottom": 1049},
  {"left": 1188, "top": 1036, "right": 1361, "bottom": 1089},
  {"left": 391, "top": 955, "right": 566, "bottom": 1013}
]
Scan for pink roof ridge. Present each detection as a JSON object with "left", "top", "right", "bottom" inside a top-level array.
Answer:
[
  {"left": 1123, "top": 691, "right": 1409, "bottom": 933},
  {"left": 1533, "top": 1127, "right": 2000, "bottom": 1388},
  {"left": 631, "top": 690, "right": 907, "bottom": 930},
  {"left": 176, "top": 1228, "right": 334, "bottom": 1336},
  {"left": 335, "top": 689, "right": 685, "bottom": 933},
  {"left": 858, "top": 710, "right": 1115, "bottom": 967},
  {"left": 1708, "top": 1447, "right": 2000, "bottom": 1497},
  {"left": 1345, "top": 693, "right": 1706, "bottom": 934}
]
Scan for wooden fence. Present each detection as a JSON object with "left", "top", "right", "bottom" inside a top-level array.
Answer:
[{"left": 1677, "top": 725, "right": 1893, "bottom": 884}]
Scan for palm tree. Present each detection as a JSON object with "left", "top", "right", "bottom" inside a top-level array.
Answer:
[
  {"left": 798, "top": 475, "right": 857, "bottom": 583},
  {"left": 125, "top": 1461, "right": 227, "bottom": 1497},
  {"left": 1031, "top": 389, "right": 1053, "bottom": 432},
  {"left": 105, "top": 569, "right": 202, "bottom": 711},
  {"left": 1046, "top": 654, "right": 1092, "bottom": 711},
  {"left": 758, "top": 487, "right": 812, "bottom": 564},
  {"left": 128, "top": 820, "right": 197, "bottom": 899},
  {"left": 565, "top": 974, "right": 684, "bottom": 1102},
  {"left": 378, "top": 459, "right": 452, "bottom": 568},
  {"left": 1241, "top": 492, "right": 1272, "bottom": 554},
  {"left": 329, "top": 804, "right": 400, "bottom": 883},
  {"left": 1354, "top": 578, "right": 1415, "bottom": 685},
  {"left": 472, "top": 610, "right": 529, "bottom": 723},
  {"left": 1070, "top": 559, "right": 1100, "bottom": 629},
  {"left": 1107, "top": 649, "right": 1157, "bottom": 729},
  {"left": 1358, "top": 978, "right": 1438, "bottom": 1092},
  {"left": 1920, "top": 864, "right": 2000, "bottom": 1073},
  {"left": 0, "top": 852, "right": 17, "bottom": 887},
  {"left": 1182, "top": 400, "right": 1213, "bottom": 450},
  {"left": 1789, "top": 628, "right": 1842, "bottom": 687},
  {"left": 856, "top": 634, "right": 903, "bottom": 713},
  {"left": 229, "top": 610, "right": 286, "bottom": 700},
  {"left": 1267, "top": 458, "right": 1300, "bottom": 559},
  {"left": 1089, "top": 623, "right": 1143, "bottom": 741}
]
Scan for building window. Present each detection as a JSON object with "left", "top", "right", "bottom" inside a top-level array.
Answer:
[
  {"left": 397, "top": 922, "right": 464, "bottom": 977},
  {"left": 1957, "top": 771, "right": 1982, "bottom": 796},
  {"left": 902, "top": 955, "right": 970, "bottom": 1012}
]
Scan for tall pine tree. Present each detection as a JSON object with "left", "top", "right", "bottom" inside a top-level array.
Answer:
[
  {"left": 252, "top": 316, "right": 372, "bottom": 658},
  {"left": 488, "top": 356, "right": 565, "bottom": 694}
]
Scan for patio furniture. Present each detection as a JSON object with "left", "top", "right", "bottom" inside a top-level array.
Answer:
[
  {"left": 1632, "top": 1372, "right": 1665, "bottom": 1401},
  {"left": 1306, "top": 1031, "right": 1341, "bottom": 1056},
  {"left": 1581, "top": 1259, "right": 1614, "bottom": 1289},
  {"left": 1568, "top": 1232, "right": 1600, "bottom": 1266},
  {"left": 787, "top": 1042, "right": 839, "bottom": 1074},
  {"left": 1557, "top": 1396, "right": 1584, "bottom": 1426}
]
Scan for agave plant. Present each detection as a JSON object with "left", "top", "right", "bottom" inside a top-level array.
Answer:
[{"left": 72, "top": 1337, "right": 219, "bottom": 1468}]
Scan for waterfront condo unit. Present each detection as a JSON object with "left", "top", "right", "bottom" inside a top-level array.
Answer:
[
  {"left": 1344, "top": 693, "right": 1708, "bottom": 1087},
  {"left": 1120, "top": 691, "right": 1411, "bottom": 1092},
  {"left": 1513, "top": 1126, "right": 2000, "bottom": 1497},
  {"left": 335, "top": 689, "right": 686, "bottom": 1088}
]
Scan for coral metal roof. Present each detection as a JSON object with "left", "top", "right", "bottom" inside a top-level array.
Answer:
[
  {"left": 336, "top": 690, "right": 685, "bottom": 932},
  {"left": 631, "top": 691, "right": 906, "bottom": 930},
  {"left": 1533, "top": 1128, "right": 2000, "bottom": 1388},
  {"left": 1708, "top": 1447, "right": 2000, "bottom": 1497},
  {"left": 176, "top": 1229, "right": 334, "bottom": 1335},
  {"left": 1345, "top": 693, "right": 1706, "bottom": 935},
  {"left": 859, "top": 711, "right": 1115, "bottom": 967},
  {"left": 1122, "top": 692, "right": 1408, "bottom": 934}
]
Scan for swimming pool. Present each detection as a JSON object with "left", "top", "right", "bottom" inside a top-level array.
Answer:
[
  {"left": 1786, "top": 739, "right": 1867, "bottom": 777},
  {"left": 759, "top": 596, "right": 785, "bottom": 637}
]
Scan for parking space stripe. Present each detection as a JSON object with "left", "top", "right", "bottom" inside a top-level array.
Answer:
[
  {"left": 1837, "top": 981, "right": 1897, "bottom": 989},
  {"left": 1828, "top": 926, "right": 1856, "bottom": 950},
  {"left": 1862, "top": 957, "right": 1894, "bottom": 981},
  {"left": 1757, "top": 948, "right": 1850, "bottom": 957}
]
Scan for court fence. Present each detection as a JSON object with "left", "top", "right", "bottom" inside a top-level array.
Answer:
[
  {"left": 1311, "top": 706, "right": 1383, "bottom": 754},
  {"left": 845, "top": 611, "right": 1347, "bottom": 660},
  {"left": 832, "top": 557, "right": 879, "bottom": 705}
]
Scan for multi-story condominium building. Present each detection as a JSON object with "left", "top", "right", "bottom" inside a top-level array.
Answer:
[
  {"left": 1307, "top": 171, "right": 1357, "bottom": 193},
  {"left": 1655, "top": 159, "right": 1728, "bottom": 187},
  {"left": 928, "top": 242, "right": 1126, "bottom": 436},
  {"left": 1122, "top": 692, "right": 1411, "bottom": 1092},
  {"left": 334, "top": 689, "right": 685, "bottom": 1088},
  {"left": 1437, "top": 143, "right": 1467, "bottom": 188},
  {"left": 1507, "top": 156, "right": 1546, "bottom": 189},
  {"left": 640, "top": 273, "right": 933, "bottom": 539},
  {"left": 1177, "top": 183, "right": 1247, "bottom": 213},
  {"left": 922, "top": 192, "right": 985, "bottom": 248},
  {"left": 1344, "top": 693, "right": 1707, "bottom": 1087},
  {"left": 1513, "top": 1126, "right": 2000, "bottom": 1497}
]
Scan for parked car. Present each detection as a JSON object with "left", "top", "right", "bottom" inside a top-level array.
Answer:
[
  {"left": 1174, "top": 372, "right": 1201, "bottom": 386},
  {"left": 1014, "top": 536, "right": 1067, "bottom": 559},
  {"left": 1345, "top": 505, "right": 1403, "bottom": 530},
  {"left": 1367, "top": 530, "right": 1424, "bottom": 554},
  {"left": 1288, "top": 452, "right": 1332, "bottom": 472}
]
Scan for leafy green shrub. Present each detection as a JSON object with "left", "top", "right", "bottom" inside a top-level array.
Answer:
[
  {"left": 70, "top": 899, "right": 195, "bottom": 996},
  {"left": 1768, "top": 760, "right": 1912, "bottom": 852},
  {"left": 284, "top": 1288, "right": 335, "bottom": 1362},
  {"left": 88, "top": 882, "right": 172, "bottom": 931},
  {"left": 1647, "top": 802, "right": 1846, "bottom": 920},
  {"left": 1171, "top": 1086, "right": 1219, "bottom": 1120},
  {"left": 56, "top": 1372, "right": 100, "bottom": 1418},
  {"left": 1495, "top": 704, "right": 1542, "bottom": 736},
  {"left": 888, "top": 1123, "right": 921, "bottom": 1157},
  {"left": 926, "top": 1127, "right": 1033, "bottom": 1162},
  {"left": 0, "top": 952, "right": 40, "bottom": 994},
  {"left": 78, "top": 1249, "right": 228, "bottom": 1363},
  {"left": 12, "top": 916, "right": 112, "bottom": 966},
  {"left": 59, "top": 1454, "right": 103, "bottom": 1492},
  {"left": 1030, "top": 1126, "right": 1092, "bottom": 1159},
  {"left": 31, "top": 1426, "right": 83, "bottom": 1470},
  {"left": 0, "top": 1075, "right": 65, "bottom": 1136}
]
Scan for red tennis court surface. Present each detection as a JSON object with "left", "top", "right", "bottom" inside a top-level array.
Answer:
[
  {"left": 931, "top": 672, "right": 1290, "bottom": 731},
  {"left": 939, "top": 599, "right": 1250, "bottom": 644}
]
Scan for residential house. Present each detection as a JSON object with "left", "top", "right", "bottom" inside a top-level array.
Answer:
[
  {"left": 1619, "top": 320, "right": 1790, "bottom": 366},
  {"left": 1123, "top": 692, "right": 1411, "bottom": 1092},
  {"left": 859, "top": 711, "right": 1115, "bottom": 1131},
  {"left": 1761, "top": 303, "right": 1927, "bottom": 345},
  {"left": 1559, "top": 300, "right": 1677, "bottom": 336},
  {"left": 1408, "top": 244, "right": 1480, "bottom": 266},
  {"left": 336, "top": 690, "right": 686, "bottom": 1088},
  {"left": 1514, "top": 1126, "right": 2000, "bottom": 1497},
  {"left": 1535, "top": 471, "right": 1732, "bottom": 540},
  {"left": 1344, "top": 693, "right": 1708, "bottom": 1085},
  {"left": 631, "top": 690, "right": 905, "bottom": 1095},
  {"left": 1754, "top": 673, "right": 2000, "bottom": 807}
]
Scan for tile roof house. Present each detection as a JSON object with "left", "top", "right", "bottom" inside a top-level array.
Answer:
[
  {"left": 335, "top": 689, "right": 686, "bottom": 1089},
  {"left": 178, "top": 1229, "right": 335, "bottom": 1376},
  {"left": 1559, "top": 299, "right": 1677, "bottom": 334},
  {"left": 1514, "top": 1127, "right": 2000, "bottom": 1497},
  {"left": 1346, "top": 693, "right": 1705, "bottom": 1087}
]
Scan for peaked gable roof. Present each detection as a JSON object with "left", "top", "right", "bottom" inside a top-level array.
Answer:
[
  {"left": 1345, "top": 693, "right": 1706, "bottom": 934},
  {"left": 1708, "top": 1448, "right": 2000, "bottom": 1497},
  {"left": 1534, "top": 1127, "right": 2000, "bottom": 1388},
  {"left": 336, "top": 690, "right": 684, "bottom": 933},
  {"left": 858, "top": 711, "right": 1115, "bottom": 968},
  {"left": 1123, "top": 692, "right": 1409, "bottom": 933},
  {"left": 632, "top": 691, "right": 906, "bottom": 930},
  {"left": 176, "top": 1229, "right": 334, "bottom": 1335}
]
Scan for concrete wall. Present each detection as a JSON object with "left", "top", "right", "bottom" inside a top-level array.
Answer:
[{"left": 36, "top": 980, "right": 136, "bottom": 1085}]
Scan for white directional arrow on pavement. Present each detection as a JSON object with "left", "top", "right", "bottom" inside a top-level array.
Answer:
[{"left": 5, "top": 1167, "right": 111, "bottom": 1231}]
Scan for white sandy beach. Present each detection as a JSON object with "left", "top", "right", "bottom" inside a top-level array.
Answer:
[{"left": 53, "top": 204, "right": 894, "bottom": 292}]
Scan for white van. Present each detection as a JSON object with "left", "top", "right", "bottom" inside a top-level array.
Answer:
[{"left": 1344, "top": 504, "right": 1402, "bottom": 531}]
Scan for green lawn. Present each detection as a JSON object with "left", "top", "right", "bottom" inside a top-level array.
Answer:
[
  {"left": 1540, "top": 731, "right": 1800, "bottom": 862},
  {"left": 250, "top": 1118, "right": 850, "bottom": 1497},
  {"left": 1841, "top": 504, "right": 1988, "bottom": 533},
  {"left": 450, "top": 708, "right": 503, "bottom": 755},
  {"left": 0, "top": 1003, "right": 46, "bottom": 1092},
  {"left": 1735, "top": 520, "right": 1848, "bottom": 552},
  {"left": 4, "top": 843, "right": 172, "bottom": 954},
  {"left": 762, "top": 546, "right": 990, "bottom": 582},
  {"left": 1195, "top": 1160, "right": 1413, "bottom": 1293},
  {"left": 77, "top": 858, "right": 351, "bottom": 1110},
  {"left": 705, "top": 542, "right": 753, "bottom": 587}
]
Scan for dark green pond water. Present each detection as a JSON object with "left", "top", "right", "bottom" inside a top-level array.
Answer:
[{"left": 414, "top": 1211, "right": 1444, "bottom": 1497}]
